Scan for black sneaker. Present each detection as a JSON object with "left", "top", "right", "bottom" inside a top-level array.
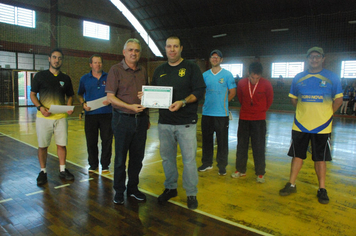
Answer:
[
  {"left": 218, "top": 168, "right": 227, "bottom": 176},
  {"left": 37, "top": 171, "right": 47, "bottom": 185},
  {"left": 88, "top": 166, "right": 97, "bottom": 172},
  {"left": 317, "top": 188, "right": 329, "bottom": 204},
  {"left": 113, "top": 192, "right": 124, "bottom": 205},
  {"left": 279, "top": 182, "right": 297, "bottom": 196},
  {"left": 197, "top": 165, "right": 213, "bottom": 172},
  {"left": 158, "top": 189, "right": 177, "bottom": 203},
  {"left": 128, "top": 190, "right": 146, "bottom": 201},
  {"left": 59, "top": 169, "right": 74, "bottom": 180},
  {"left": 187, "top": 196, "right": 198, "bottom": 210}
]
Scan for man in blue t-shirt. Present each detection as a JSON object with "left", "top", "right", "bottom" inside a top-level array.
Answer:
[
  {"left": 78, "top": 54, "right": 113, "bottom": 173},
  {"left": 279, "top": 47, "right": 343, "bottom": 204},
  {"left": 198, "top": 50, "right": 236, "bottom": 175}
]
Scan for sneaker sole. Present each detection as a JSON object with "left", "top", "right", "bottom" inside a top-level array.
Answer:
[
  {"left": 158, "top": 194, "right": 178, "bottom": 203},
  {"left": 37, "top": 180, "right": 47, "bottom": 186},
  {"left": 129, "top": 194, "right": 146, "bottom": 201},
  {"left": 198, "top": 167, "right": 213, "bottom": 172},
  {"left": 113, "top": 199, "right": 124, "bottom": 205},
  {"left": 279, "top": 190, "right": 296, "bottom": 196},
  {"left": 318, "top": 199, "right": 329, "bottom": 204},
  {"left": 231, "top": 174, "right": 246, "bottom": 178},
  {"left": 59, "top": 176, "right": 74, "bottom": 181}
]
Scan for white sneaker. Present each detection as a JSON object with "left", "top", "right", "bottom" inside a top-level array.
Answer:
[
  {"left": 256, "top": 175, "right": 265, "bottom": 183},
  {"left": 231, "top": 171, "right": 246, "bottom": 178}
]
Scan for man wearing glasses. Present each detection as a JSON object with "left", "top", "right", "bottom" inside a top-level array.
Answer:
[
  {"left": 279, "top": 47, "right": 343, "bottom": 204},
  {"left": 78, "top": 54, "right": 113, "bottom": 173},
  {"left": 198, "top": 50, "right": 236, "bottom": 176}
]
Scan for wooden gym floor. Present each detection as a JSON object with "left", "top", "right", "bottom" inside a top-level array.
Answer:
[{"left": 0, "top": 106, "right": 355, "bottom": 236}]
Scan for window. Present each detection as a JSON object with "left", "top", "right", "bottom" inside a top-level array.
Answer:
[
  {"left": 271, "top": 62, "right": 304, "bottom": 78},
  {"left": 35, "top": 55, "right": 49, "bottom": 70},
  {"left": 341, "top": 61, "right": 356, "bottom": 78},
  {"left": 83, "top": 20, "right": 110, "bottom": 40},
  {"left": 0, "top": 3, "right": 36, "bottom": 28},
  {"left": 221, "top": 64, "right": 243, "bottom": 78},
  {"left": 0, "top": 51, "right": 16, "bottom": 69},
  {"left": 18, "top": 53, "right": 33, "bottom": 70}
]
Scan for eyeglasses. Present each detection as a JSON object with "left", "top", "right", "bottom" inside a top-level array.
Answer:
[{"left": 308, "top": 55, "right": 323, "bottom": 60}]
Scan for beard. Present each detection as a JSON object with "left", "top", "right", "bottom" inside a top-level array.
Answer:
[{"left": 50, "top": 62, "right": 61, "bottom": 70}]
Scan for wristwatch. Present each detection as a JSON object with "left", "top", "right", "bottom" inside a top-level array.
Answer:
[
  {"left": 181, "top": 99, "right": 187, "bottom": 107},
  {"left": 37, "top": 105, "right": 42, "bottom": 111}
]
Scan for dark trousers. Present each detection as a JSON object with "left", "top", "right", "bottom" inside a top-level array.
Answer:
[
  {"left": 235, "top": 119, "right": 266, "bottom": 175},
  {"left": 112, "top": 109, "right": 148, "bottom": 194},
  {"left": 85, "top": 113, "right": 113, "bottom": 169},
  {"left": 201, "top": 115, "right": 229, "bottom": 170}
]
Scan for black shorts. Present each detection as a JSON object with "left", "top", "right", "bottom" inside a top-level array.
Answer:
[{"left": 288, "top": 130, "right": 332, "bottom": 161}]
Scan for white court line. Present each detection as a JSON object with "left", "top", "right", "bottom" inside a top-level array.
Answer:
[
  {"left": 0, "top": 132, "right": 86, "bottom": 169},
  {"left": 54, "top": 184, "right": 70, "bottom": 189},
  {"left": 80, "top": 178, "right": 94, "bottom": 182},
  {"left": 0, "top": 131, "right": 272, "bottom": 235},
  {"left": 0, "top": 198, "right": 13, "bottom": 203},
  {"left": 26, "top": 190, "right": 44, "bottom": 196}
]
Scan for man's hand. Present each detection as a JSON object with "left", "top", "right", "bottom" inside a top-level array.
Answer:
[
  {"left": 169, "top": 100, "right": 184, "bottom": 112},
  {"left": 67, "top": 110, "right": 74, "bottom": 115},
  {"left": 130, "top": 104, "right": 146, "bottom": 113},
  {"left": 83, "top": 103, "right": 91, "bottom": 111},
  {"left": 137, "top": 91, "right": 143, "bottom": 100},
  {"left": 40, "top": 107, "right": 51, "bottom": 117},
  {"left": 102, "top": 99, "right": 110, "bottom": 106}
]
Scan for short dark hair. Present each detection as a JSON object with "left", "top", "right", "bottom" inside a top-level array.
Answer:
[
  {"left": 89, "top": 54, "right": 103, "bottom": 64},
  {"left": 166, "top": 36, "right": 182, "bottom": 46},
  {"left": 249, "top": 62, "right": 263, "bottom": 75},
  {"left": 49, "top": 48, "right": 64, "bottom": 58}
]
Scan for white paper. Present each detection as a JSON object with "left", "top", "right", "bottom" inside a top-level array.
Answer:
[
  {"left": 141, "top": 86, "right": 173, "bottom": 109},
  {"left": 86, "top": 96, "right": 108, "bottom": 111},
  {"left": 48, "top": 105, "right": 75, "bottom": 114}
]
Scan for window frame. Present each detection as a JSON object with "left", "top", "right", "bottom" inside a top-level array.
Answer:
[
  {"left": 0, "top": 3, "right": 36, "bottom": 28},
  {"left": 83, "top": 20, "right": 110, "bottom": 40}
]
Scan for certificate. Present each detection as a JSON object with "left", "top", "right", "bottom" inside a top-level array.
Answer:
[
  {"left": 87, "top": 96, "right": 108, "bottom": 111},
  {"left": 48, "top": 105, "right": 75, "bottom": 114},
  {"left": 141, "top": 86, "right": 173, "bottom": 109}
]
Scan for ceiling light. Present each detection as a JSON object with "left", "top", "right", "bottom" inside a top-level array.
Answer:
[
  {"left": 212, "top": 33, "right": 227, "bottom": 38},
  {"left": 348, "top": 20, "right": 356, "bottom": 24},
  {"left": 271, "top": 28, "right": 289, "bottom": 32}
]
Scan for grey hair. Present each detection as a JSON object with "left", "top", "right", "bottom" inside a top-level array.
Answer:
[{"left": 123, "top": 38, "right": 141, "bottom": 50}]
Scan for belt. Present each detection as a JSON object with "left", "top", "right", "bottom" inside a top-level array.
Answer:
[{"left": 118, "top": 112, "right": 145, "bottom": 118}]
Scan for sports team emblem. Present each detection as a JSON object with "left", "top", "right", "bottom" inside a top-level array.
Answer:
[
  {"left": 219, "top": 78, "right": 224, "bottom": 84},
  {"left": 59, "top": 81, "right": 65, "bottom": 87},
  {"left": 319, "top": 81, "right": 327, "bottom": 87},
  {"left": 178, "top": 68, "right": 186, "bottom": 77}
]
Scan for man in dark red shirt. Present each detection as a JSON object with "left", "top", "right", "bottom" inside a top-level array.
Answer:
[{"left": 231, "top": 62, "right": 273, "bottom": 183}]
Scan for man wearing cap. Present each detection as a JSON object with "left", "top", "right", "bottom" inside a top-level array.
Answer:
[
  {"left": 279, "top": 47, "right": 343, "bottom": 204},
  {"left": 198, "top": 50, "right": 236, "bottom": 175},
  {"left": 231, "top": 62, "right": 273, "bottom": 183}
]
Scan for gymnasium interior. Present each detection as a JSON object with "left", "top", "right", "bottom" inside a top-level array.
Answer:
[{"left": 0, "top": 0, "right": 356, "bottom": 235}]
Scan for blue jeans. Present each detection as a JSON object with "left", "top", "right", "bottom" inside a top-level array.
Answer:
[
  {"left": 158, "top": 123, "right": 198, "bottom": 196},
  {"left": 112, "top": 109, "right": 148, "bottom": 194}
]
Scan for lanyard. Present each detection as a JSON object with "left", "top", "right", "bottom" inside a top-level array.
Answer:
[{"left": 248, "top": 79, "right": 259, "bottom": 106}]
